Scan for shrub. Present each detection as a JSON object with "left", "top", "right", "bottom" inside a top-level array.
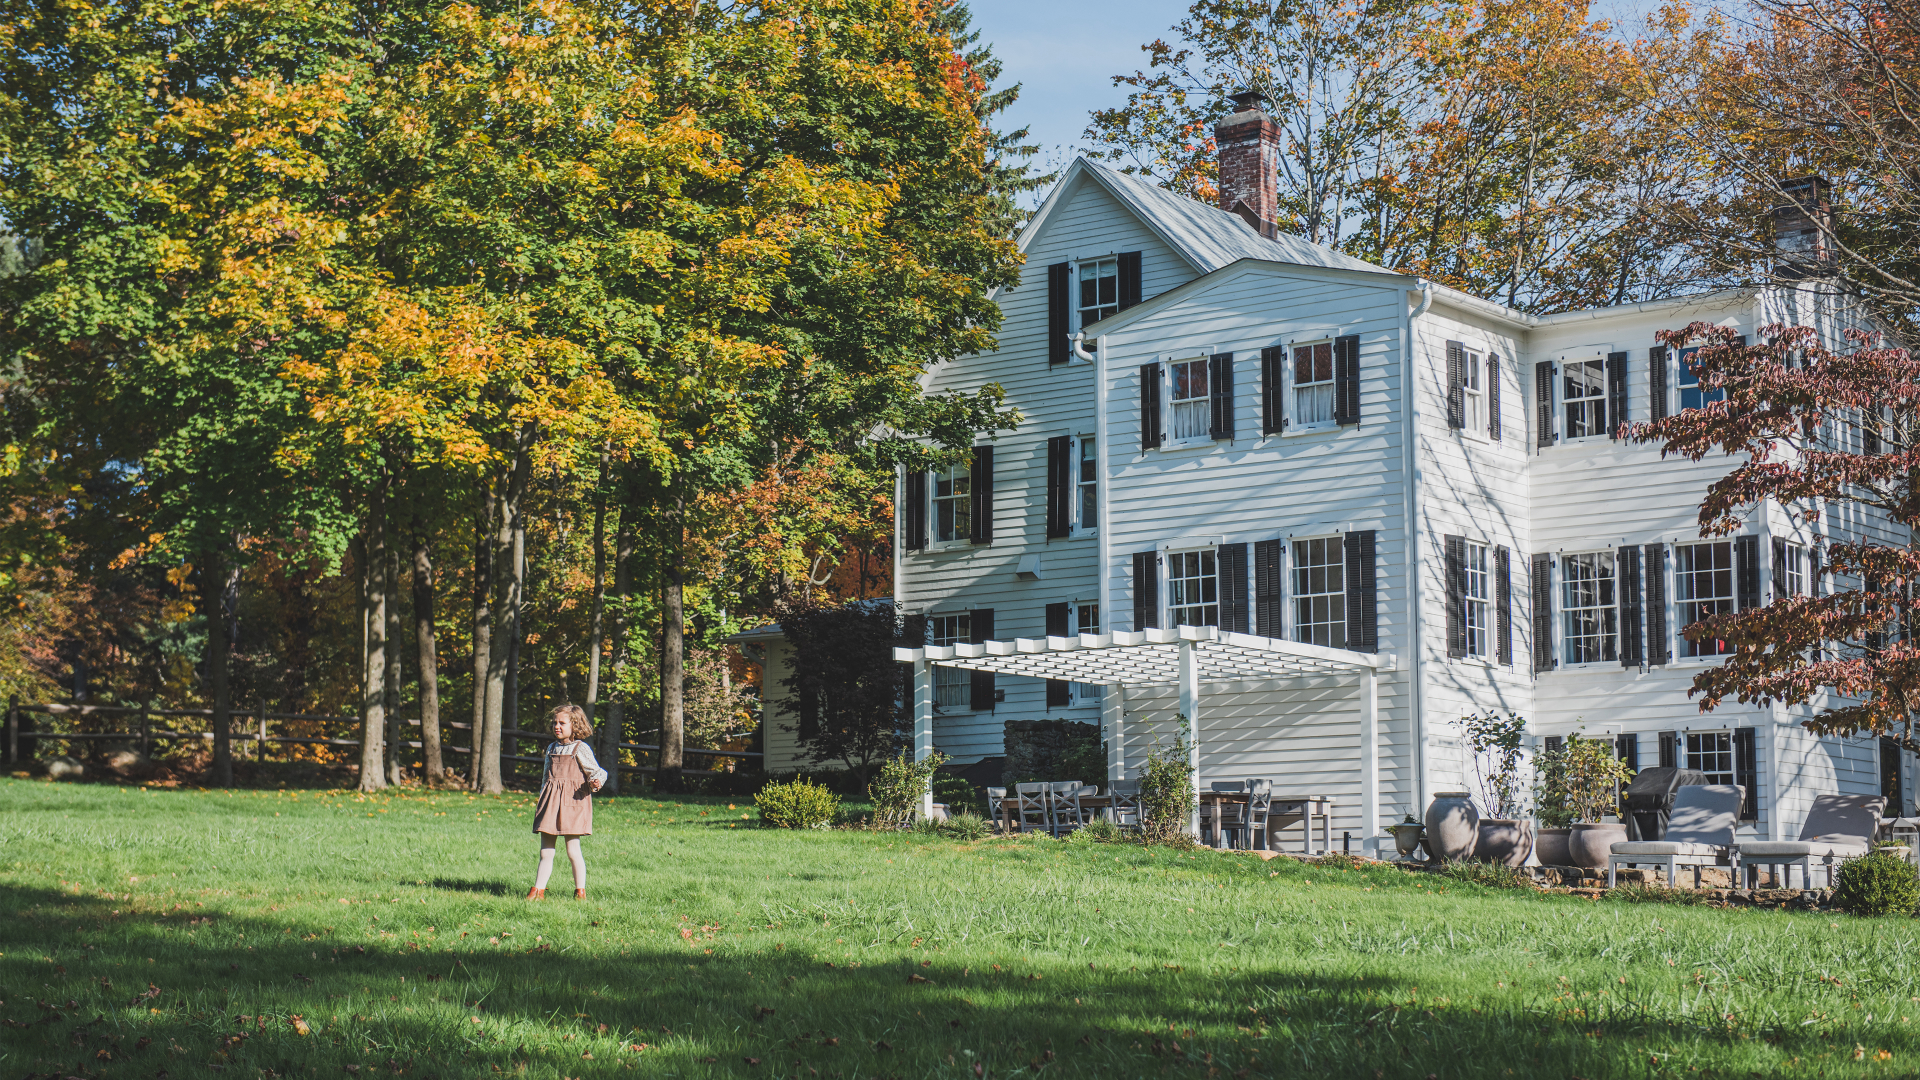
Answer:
[
  {"left": 754, "top": 778, "right": 841, "bottom": 829},
  {"left": 1067, "top": 818, "right": 1122, "bottom": 844},
  {"left": 932, "top": 775, "right": 978, "bottom": 814},
  {"left": 1138, "top": 717, "right": 1195, "bottom": 846},
  {"left": 868, "top": 752, "right": 947, "bottom": 829},
  {"left": 1441, "top": 858, "right": 1531, "bottom": 890},
  {"left": 1833, "top": 851, "right": 1920, "bottom": 917},
  {"left": 939, "top": 812, "right": 990, "bottom": 841}
]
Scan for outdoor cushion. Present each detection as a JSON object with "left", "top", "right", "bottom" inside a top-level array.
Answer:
[
  {"left": 1739, "top": 837, "right": 1870, "bottom": 858},
  {"left": 1660, "top": 784, "right": 1745, "bottom": 846},
  {"left": 1792, "top": 795, "right": 1884, "bottom": 842},
  {"left": 1609, "top": 840, "right": 1721, "bottom": 857}
]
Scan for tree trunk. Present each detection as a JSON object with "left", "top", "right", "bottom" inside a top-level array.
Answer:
[
  {"left": 414, "top": 520, "right": 442, "bottom": 784},
  {"left": 482, "top": 427, "right": 534, "bottom": 793},
  {"left": 660, "top": 518, "right": 686, "bottom": 791},
  {"left": 360, "top": 491, "right": 389, "bottom": 793},
  {"left": 468, "top": 494, "right": 493, "bottom": 791},
  {"left": 205, "top": 545, "right": 234, "bottom": 788},
  {"left": 586, "top": 458, "right": 609, "bottom": 711},
  {"left": 504, "top": 510, "right": 524, "bottom": 737},
  {"left": 384, "top": 523, "right": 405, "bottom": 788},
  {"left": 601, "top": 514, "right": 634, "bottom": 796}
]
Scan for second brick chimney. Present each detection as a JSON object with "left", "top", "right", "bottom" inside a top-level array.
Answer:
[{"left": 1215, "top": 90, "right": 1282, "bottom": 238}]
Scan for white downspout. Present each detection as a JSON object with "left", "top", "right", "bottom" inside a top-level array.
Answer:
[{"left": 1405, "top": 279, "right": 1432, "bottom": 824}]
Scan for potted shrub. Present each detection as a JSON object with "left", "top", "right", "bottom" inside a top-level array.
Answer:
[
  {"left": 1532, "top": 739, "right": 1575, "bottom": 867},
  {"left": 1562, "top": 735, "right": 1634, "bottom": 869},
  {"left": 1464, "top": 710, "right": 1533, "bottom": 867}
]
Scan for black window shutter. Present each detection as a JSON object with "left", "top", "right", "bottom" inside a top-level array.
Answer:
[
  {"left": 1209, "top": 353, "right": 1235, "bottom": 440},
  {"left": 1649, "top": 347, "right": 1669, "bottom": 422},
  {"left": 1645, "top": 544, "right": 1669, "bottom": 666},
  {"left": 969, "top": 608, "right": 995, "bottom": 711},
  {"left": 1132, "top": 550, "right": 1159, "bottom": 630},
  {"left": 1495, "top": 546, "right": 1512, "bottom": 665},
  {"left": 1254, "top": 539, "right": 1284, "bottom": 637},
  {"left": 1733, "top": 726, "right": 1759, "bottom": 820},
  {"left": 1618, "top": 545, "right": 1643, "bottom": 668},
  {"left": 1335, "top": 334, "right": 1362, "bottom": 426},
  {"left": 970, "top": 446, "right": 994, "bottom": 544},
  {"left": 1140, "top": 363, "right": 1162, "bottom": 451},
  {"left": 1445, "top": 534, "right": 1467, "bottom": 658},
  {"left": 1044, "top": 602, "right": 1071, "bottom": 706},
  {"left": 1658, "top": 731, "right": 1676, "bottom": 769},
  {"left": 1045, "top": 679, "right": 1070, "bottom": 707},
  {"left": 1865, "top": 408, "right": 1881, "bottom": 455},
  {"left": 1047, "top": 262, "right": 1070, "bottom": 366},
  {"left": 1117, "top": 251, "right": 1142, "bottom": 310},
  {"left": 1261, "top": 346, "right": 1285, "bottom": 435},
  {"left": 1219, "top": 543, "right": 1249, "bottom": 634},
  {"left": 1486, "top": 354, "right": 1501, "bottom": 440},
  {"left": 1045, "top": 436, "right": 1071, "bottom": 539},
  {"left": 1544, "top": 735, "right": 1564, "bottom": 754},
  {"left": 1531, "top": 553, "right": 1554, "bottom": 672},
  {"left": 904, "top": 470, "right": 927, "bottom": 551},
  {"left": 1606, "top": 351, "right": 1629, "bottom": 439},
  {"left": 1771, "top": 537, "right": 1787, "bottom": 599},
  {"left": 1445, "top": 341, "right": 1466, "bottom": 429},
  {"left": 1616, "top": 733, "right": 1640, "bottom": 772},
  {"left": 1735, "top": 535, "right": 1759, "bottom": 610},
  {"left": 1344, "top": 530, "right": 1377, "bottom": 652},
  {"left": 1535, "top": 362, "right": 1556, "bottom": 448},
  {"left": 1811, "top": 545, "right": 1823, "bottom": 597}
]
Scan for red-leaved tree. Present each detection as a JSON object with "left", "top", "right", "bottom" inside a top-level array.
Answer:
[{"left": 1633, "top": 320, "right": 1920, "bottom": 752}]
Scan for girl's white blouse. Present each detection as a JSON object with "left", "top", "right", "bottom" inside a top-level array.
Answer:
[{"left": 541, "top": 741, "right": 610, "bottom": 788}]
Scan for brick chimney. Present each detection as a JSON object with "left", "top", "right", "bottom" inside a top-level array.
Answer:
[
  {"left": 1214, "top": 89, "right": 1281, "bottom": 238},
  {"left": 1773, "top": 175, "right": 1833, "bottom": 280}
]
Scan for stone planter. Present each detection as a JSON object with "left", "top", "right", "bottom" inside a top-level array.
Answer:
[
  {"left": 1387, "top": 823, "right": 1427, "bottom": 860},
  {"left": 1475, "top": 819, "right": 1534, "bottom": 867},
  {"left": 1424, "top": 792, "right": 1479, "bottom": 862},
  {"left": 1567, "top": 822, "right": 1628, "bottom": 870},
  {"left": 1535, "top": 827, "right": 1573, "bottom": 867}
]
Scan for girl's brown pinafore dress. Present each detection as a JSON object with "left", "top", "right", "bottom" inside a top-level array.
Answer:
[{"left": 531, "top": 744, "right": 594, "bottom": 837}]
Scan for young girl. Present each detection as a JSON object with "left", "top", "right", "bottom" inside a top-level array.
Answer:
[{"left": 527, "top": 704, "right": 608, "bottom": 900}]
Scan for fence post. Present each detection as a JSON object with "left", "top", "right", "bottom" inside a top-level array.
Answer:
[
  {"left": 256, "top": 699, "right": 267, "bottom": 764},
  {"left": 5, "top": 695, "right": 14, "bottom": 767},
  {"left": 139, "top": 703, "right": 151, "bottom": 759}
]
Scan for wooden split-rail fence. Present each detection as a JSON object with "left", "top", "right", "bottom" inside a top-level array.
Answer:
[{"left": 0, "top": 698, "right": 759, "bottom": 783}]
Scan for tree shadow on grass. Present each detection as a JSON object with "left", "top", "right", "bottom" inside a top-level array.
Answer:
[
  {"left": 0, "top": 882, "right": 1908, "bottom": 1080},
  {"left": 427, "top": 878, "right": 515, "bottom": 896}
]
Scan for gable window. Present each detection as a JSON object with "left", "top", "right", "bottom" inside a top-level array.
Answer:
[
  {"left": 1292, "top": 537, "right": 1345, "bottom": 648},
  {"left": 928, "top": 613, "right": 971, "bottom": 708},
  {"left": 931, "top": 463, "right": 971, "bottom": 543},
  {"left": 1167, "top": 549, "right": 1219, "bottom": 627},
  {"left": 1076, "top": 435, "right": 1097, "bottom": 532},
  {"left": 1169, "top": 358, "right": 1211, "bottom": 441},
  {"left": 1562, "top": 552, "right": 1618, "bottom": 664},
  {"left": 1676, "top": 541, "right": 1735, "bottom": 657},
  {"left": 1677, "top": 345, "right": 1723, "bottom": 411},
  {"left": 1562, "top": 358, "right": 1608, "bottom": 438},
  {"left": 1686, "top": 731, "right": 1736, "bottom": 786},
  {"left": 1462, "top": 347, "right": 1486, "bottom": 434},
  {"left": 1464, "top": 541, "right": 1491, "bottom": 657},
  {"left": 1077, "top": 258, "right": 1118, "bottom": 331},
  {"left": 1293, "top": 341, "right": 1335, "bottom": 427}
]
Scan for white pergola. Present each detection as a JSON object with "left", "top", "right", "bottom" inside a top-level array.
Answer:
[{"left": 893, "top": 625, "right": 1396, "bottom": 838}]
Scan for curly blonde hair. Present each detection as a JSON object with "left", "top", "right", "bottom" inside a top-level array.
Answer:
[{"left": 550, "top": 704, "right": 593, "bottom": 742}]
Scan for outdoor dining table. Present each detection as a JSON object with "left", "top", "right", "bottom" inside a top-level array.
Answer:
[
  {"left": 996, "top": 793, "right": 1112, "bottom": 835},
  {"left": 1199, "top": 791, "right": 1335, "bottom": 854}
]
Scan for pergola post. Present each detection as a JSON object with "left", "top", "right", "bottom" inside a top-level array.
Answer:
[
  {"left": 913, "top": 658, "right": 934, "bottom": 821},
  {"left": 1103, "top": 686, "right": 1125, "bottom": 783},
  {"left": 1360, "top": 664, "right": 1379, "bottom": 853},
  {"left": 1179, "top": 639, "right": 1201, "bottom": 840}
]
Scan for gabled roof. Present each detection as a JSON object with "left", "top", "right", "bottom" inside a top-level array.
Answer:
[{"left": 1019, "top": 158, "right": 1389, "bottom": 277}]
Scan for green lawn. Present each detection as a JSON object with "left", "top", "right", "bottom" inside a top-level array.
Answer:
[{"left": 2, "top": 780, "right": 1916, "bottom": 1079}]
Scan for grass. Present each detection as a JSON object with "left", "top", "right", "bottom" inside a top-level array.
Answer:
[{"left": 2, "top": 781, "right": 1918, "bottom": 1079}]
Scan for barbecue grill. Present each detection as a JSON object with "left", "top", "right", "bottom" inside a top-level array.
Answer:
[{"left": 1622, "top": 767, "right": 1710, "bottom": 841}]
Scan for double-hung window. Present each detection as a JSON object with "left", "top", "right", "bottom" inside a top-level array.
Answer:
[
  {"left": 1292, "top": 537, "right": 1345, "bottom": 648},
  {"left": 1462, "top": 348, "right": 1486, "bottom": 434},
  {"left": 1686, "top": 731, "right": 1736, "bottom": 786},
  {"left": 1071, "top": 602, "right": 1102, "bottom": 703},
  {"left": 1167, "top": 549, "right": 1219, "bottom": 627},
  {"left": 1780, "top": 543, "right": 1806, "bottom": 598},
  {"left": 1562, "top": 358, "right": 1608, "bottom": 438},
  {"left": 1076, "top": 435, "right": 1097, "bottom": 532},
  {"left": 931, "top": 462, "right": 971, "bottom": 544},
  {"left": 1562, "top": 552, "right": 1618, "bottom": 664},
  {"left": 928, "top": 613, "right": 971, "bottom": 708},
  {"left": 1677, "top": 345, "right": 1723, "bottom": 412},
  {"left": 1077, "top": 258, "right": 1118, "bottom": 332},
  {"left": 1169, "top": 358, "right": 1211, "bottom": 442},
  {"left": 1463, "top": 541, "right": 1491, "bottom": 657},
  {"left": 1293, "top": 341, "right": 1335, "bottom": 427},
  {"left": 1676, "top": 541, "right": 1736, "bottom": 657}
]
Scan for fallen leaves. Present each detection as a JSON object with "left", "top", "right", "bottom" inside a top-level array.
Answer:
[{"left": 289, "top": 1015, "right": 312, "bottom": 1036}]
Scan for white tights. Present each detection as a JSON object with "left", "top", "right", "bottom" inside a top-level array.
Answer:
[{"left": 534, "top": 835, "right": 585, "bottom": 890}]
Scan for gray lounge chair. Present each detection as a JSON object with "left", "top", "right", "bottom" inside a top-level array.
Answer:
[
  {"left": 1738, "top": 794, "right": 1885, "bottom": 889},
  {"left": 1607, "top": 784, "right": 1743, "bottom": 888}
]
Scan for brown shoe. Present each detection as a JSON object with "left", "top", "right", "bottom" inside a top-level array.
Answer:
[
  {"left": 526, "top": 887, "right": 545, "bottom": 901},
  {"left": 574, "top": 889, "right": 586, "bottom": 900}
]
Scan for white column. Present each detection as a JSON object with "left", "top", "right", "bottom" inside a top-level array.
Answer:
[
  {"left": 1360, "top": 664, "right": 1379, "bottom": 854},
  {"left": 1103, "top": 685, "right": 1125, "bottom": 783},
  {"left": 914, "top": 659, "right": 934, "bottom": 820},
  {"left": 1179, "top": 640, "right": 1201, "bottom": 839}
]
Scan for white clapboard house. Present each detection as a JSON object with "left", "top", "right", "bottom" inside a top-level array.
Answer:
[{"left": 767, "top": 96, "right": 1914, "bottom": 848}]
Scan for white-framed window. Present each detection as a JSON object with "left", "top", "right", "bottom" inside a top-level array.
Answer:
[
  {"left": 1167, "top": 548, "right": 1219, "bottom": 627},
  {"left": 1075, "top": 434, "right": 1097, "bottom": 533},
  {"left": 1291, "top": 536, "right": 1345, "bottom": 649},
  {"left": 928, "top": 613, "right": 971, "bottom": 708},
  {"left": 1562, "top": 552, "right": 1618, "bottom": 665},
  {"left": 1780, "top": 543, "right": 1807, "bottom": 598},
  {"left": 931, "top": 462, "right": 971, "bottom": 544},
  {"left": 1464, "top": 541, "right": 1491, "bottom": 658},
  {"left": 1070, "top": 602, "right": 1102, "bottom": 703},
  {"left": 1562, "top": 358, "right": 1608, "bottom": 438},
  {"left": 1677, "top": 345, "right": 1723, "bottom": 412},
  {"left": 1292, "top": 340, "right": 1335, "bottom": 428},
  {"left": 1686, "top": 731, "right": 1736, "bottom": 786},
  {"left": 1463, "top": 346, "right": 1486, "bottom": 435},
  {"left": 1168, "top": 357, "right": 1211, "bottom": 442},
  {"left": 1077, "top": 258, "right": 1118, "bottom": 331},
  {"left": 1676, "top": 541, "right": 1735, "bottom": 658}
]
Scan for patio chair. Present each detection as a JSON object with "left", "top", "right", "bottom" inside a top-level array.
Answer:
[
  {"left": 985, "top": 787, "right": 1008, "bottom": 833},
  {"left": 1107, "top": 780, "right": 1142, "bottom": 830},
  {"left": 1607, "top": 784, "right": 1743, "bottom": 888},
  {"left": 1048, "top": 780, "right": 1088, "bottom": 836},
  {"left": 1738, "top": 794, "right": 1885, "bottom": 890},
  {"left": 1216, "top": 779, "right": 1273, "bottom": 851},
  {"left": 1204, "top": 781, "right": 1246, "bottom": 847},
  {"left": 1013, "top": 782, "right": 1051, "bottom": 835}
]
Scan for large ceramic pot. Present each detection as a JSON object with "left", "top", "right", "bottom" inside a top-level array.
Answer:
[
  {"left": 1424, "top": 792, "right": 1480, "bottom": 862},
  {"left": 1475, "top": 819, "right": 1535, "bottom": 867},
  {"left": 1535, "top": 827, "right": 1573, "bottom": 868},
  {"left": 1387, "top": 824, "right": 1427, "bottom": 860},
  {"left": 1567, "top": 822, "right": 1628, "bottom": 870}
]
